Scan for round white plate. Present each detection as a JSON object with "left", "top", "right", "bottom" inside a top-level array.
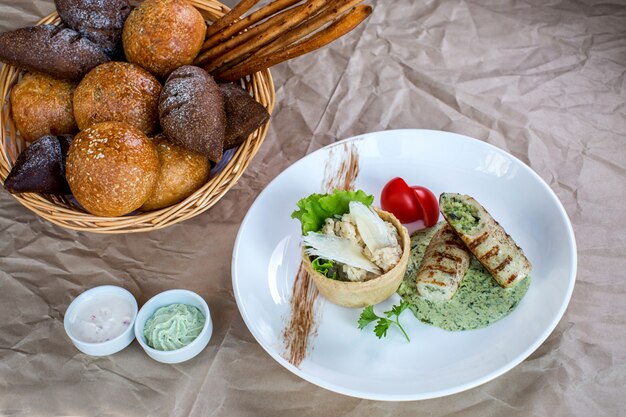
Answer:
[{"left": 232, "top": 129, "right": 577, "bottom": 401}]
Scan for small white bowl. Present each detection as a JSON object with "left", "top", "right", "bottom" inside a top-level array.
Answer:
[
  {"left": 64, "top": 285, "right": 138, "bottom": 356},
  {"left": 134, "top": 289, "right": 212, "bottom": 364}
]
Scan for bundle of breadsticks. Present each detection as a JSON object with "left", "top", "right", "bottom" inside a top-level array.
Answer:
[{"left": 194, "top": 0, "right": 372, "bottom": 81}]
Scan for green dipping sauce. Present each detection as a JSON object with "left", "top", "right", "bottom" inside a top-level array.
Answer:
[
  {"left": 143, "top": 303, "right": 205, "bottom": 351},
  {"left": 397, "top": 223, "right": 531, "bottom": 331}
]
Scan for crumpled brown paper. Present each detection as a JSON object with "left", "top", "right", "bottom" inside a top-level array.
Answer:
[{"left": 1, "top": 0, "right": 625, "bottom": 415}]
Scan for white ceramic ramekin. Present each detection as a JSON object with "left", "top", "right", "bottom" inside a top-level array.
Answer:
[
  {"left": 134, "top": 289, "right": 212, "bottom": 364},
  {"left": 64, "top": 285, "right": 138, "bottom": 356}
]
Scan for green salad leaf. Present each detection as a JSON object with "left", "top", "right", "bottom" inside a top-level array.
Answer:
[
  {"left": 291, "top": 189, "right": 374, "bottom": 235},
  {"left": 311, "top": 258, "right": 337, "bottom": 279}
]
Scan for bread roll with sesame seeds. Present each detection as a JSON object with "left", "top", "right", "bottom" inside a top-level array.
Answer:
[
  {"left": 66, "top": 121, "right": 159, "bottom": 216},
  {"left": 140, "top": 133, "right": 210, "bottom": 211},
  {"left": 73, "top": 61, "right": 161, "bottom": 135}
]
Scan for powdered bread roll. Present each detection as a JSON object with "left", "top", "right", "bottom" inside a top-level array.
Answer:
[
  {"left": 159, "top": 66, "right": 225, "bottom": 162},
  {"left": 73, "top": 62, "right": 161, "bottom": 135},
  {"left": 55, "top": 0, "right": 132, "bottom": 56},
  {"left": 141, "top": 133, "right": 210, "bottom": 211},
  {"left": 0, "top": 25, "right": 110, "bottom": 80},
  {"left": 4, "top": 134, "right": 73, "bottom": 194},
  {"left": 219, "top": 83, "right": 270, "bottom": 150},
  {"left": 66, "top": 121, "right": 159, "bottom": 216},
  {"left": 10, "top": 72, "right": 77, "bottom": 142},
  {"left": 123, "top": 0, "right": 206, "bottom": 78}
]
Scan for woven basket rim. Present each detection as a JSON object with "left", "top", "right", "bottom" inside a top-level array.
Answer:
[{"left": 0, "top": 0, "right": 275, "bottom": 233}]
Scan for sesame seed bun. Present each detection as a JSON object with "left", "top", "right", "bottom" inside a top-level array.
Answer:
[{"left": 66, "top": 121, "right": 159, "bottom": 216}]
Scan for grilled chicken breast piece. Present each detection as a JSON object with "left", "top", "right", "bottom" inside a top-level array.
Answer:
[
  {"left": 416, "top": 224, "right": 471, "bottom": 301},
  {"left": 439, "top": 193, "right": 532, "bottom": 288}
]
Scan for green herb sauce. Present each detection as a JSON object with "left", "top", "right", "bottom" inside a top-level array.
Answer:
[
  {"left": 397, "top": 223, "right": 530, "bottom": 331},
  {"left": 143, "top": 303, "right": 205, "bottom": 351}
]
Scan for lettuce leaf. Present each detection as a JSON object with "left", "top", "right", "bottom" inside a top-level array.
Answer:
[
  {"left": 291, "top": 189, "right": 374, "bottom": 234},
  {"left": 311, "top": 258, "right": 338, "bottom": 279}
]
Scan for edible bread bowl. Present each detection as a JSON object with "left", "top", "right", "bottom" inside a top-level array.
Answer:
[
  {"left": 301, "top": 209, "right": 411, "bottom": 308},
  {"left": 0, "top": 0, "right": 275, "bottom": 233}
]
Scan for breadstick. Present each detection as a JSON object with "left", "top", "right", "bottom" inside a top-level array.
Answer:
[
  {"left": 203, "top": 0, "right": 329, "bottom": 73},
  {"left": 216, "top": 5, "right": 372, "bottom": 81},
  {"left": 204, "top": 0, "right": 261, "bottom": 39},
  {"left": 197, "top": 0, "right": 303, "bottom": 61},
  {"left": 197, "top": 1, "right": 309, "bottom": 67},
  {"left": 209, "top": 0, "right": 362, "bottom": 75},
  {"left": 259, "top": 0, "right": 363, "bottom": 57}
]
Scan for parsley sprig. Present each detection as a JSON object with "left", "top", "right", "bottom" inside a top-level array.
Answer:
[{"left": 358, "top": 301, "right": 411, "bottom": 342}]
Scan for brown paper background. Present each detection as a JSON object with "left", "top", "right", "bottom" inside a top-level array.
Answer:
[{"left": 1, "top": 0, "right": 625, "bottom": 415}]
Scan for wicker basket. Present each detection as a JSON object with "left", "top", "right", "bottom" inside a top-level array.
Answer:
[{"left": 0, "top": 0, "right": 275, "bottom": 233}]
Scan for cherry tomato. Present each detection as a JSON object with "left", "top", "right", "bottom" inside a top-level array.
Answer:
[
  {"left": 380, "top": 177, "right": 421, "bottom": 223},
  {"left": 380, "top": 177, "right": 440, "bottom": 227},
  {"left": 411, "top": 185, "right": 439, "bottom": 227}
]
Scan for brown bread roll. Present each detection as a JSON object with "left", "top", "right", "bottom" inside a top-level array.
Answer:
[
  {"left": 4, "top": 134, "right": 73, "bottom": 194},
  {"left": 66, "top": 121, "right": 159, "bottom": 216},
  {"left": 55, "top": 0, "right": 132, "bottom": 57},
  {"left": 10, "top": 72, "right": 78, "bottom": 142},
  {"left": 219, "top": 83, "right": 270, "bottom": 150},
  {"left": 122, "top": 0, "right": 206, "bottom": 78},
  {"left": 141, "top": 133, "right": 211, "bottom": 211},
  {"left": 73, "top": 61, "right": 161, "bottom": 135},
  {"left": 159, "top": 66, "right": 226, "bottom": 162},
  {"left": 0, "top": 25, "right": 110, "bottom": 80}
]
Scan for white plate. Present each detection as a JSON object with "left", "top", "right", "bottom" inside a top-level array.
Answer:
[{"left": 232, "top": 129, "right": 577, "bottom": 401}]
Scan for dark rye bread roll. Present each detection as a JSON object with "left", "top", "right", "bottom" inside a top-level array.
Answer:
[
  {"left": 4, "top": 134, "right": 73, "bottom": 194},
  {"left": 0, "top": 25, "right": 110, "bottom": 80},
  {"left": 55, "top": 0, "right": 132, "bottom": 57},
  {"left": 159, "top": 66, "right": 226, "bottom": 162},
  {"left": 219, "top": 83, "right": 270, "bottom": 150}
]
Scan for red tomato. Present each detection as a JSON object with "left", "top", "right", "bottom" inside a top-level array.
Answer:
[
  {"left": 380, "top": 177, "right": 421, "bottom": 223},
  {"left": 380, "top": 177, "right": 439, "bottom": 226},
  {"left": 411, "top": 185, "right": 439, "bottom": 227}
]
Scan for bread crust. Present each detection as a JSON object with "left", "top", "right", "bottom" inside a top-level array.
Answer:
[
  {"left": 219, "top": 83, "right": 270, "bottom": 150},
  {"left": 140, "top": 133, "right": 210, "bottom": 211},
  {"left": 73, "top": 61, "right": 161, "bottom": 135},
  {"left": 10, "top": 72, "right": 77, "bottom": 142},
  {"left": 4, "top": 134, "right": 73, "bottom": 194},
  {"left": 55, "top": 0, "right": 131, "bottom": 56},
  {"left": 66, "top": 121, "right": 159, "bottom": 216},
  {"left": 159, "top": 66, "right": 226, "bottom": 162},
  {"left": 122, "top": 0, "right": 206, "bottom": 79},
  {"left": 0, "top": 25, "right": 110, "bottom": 80}
]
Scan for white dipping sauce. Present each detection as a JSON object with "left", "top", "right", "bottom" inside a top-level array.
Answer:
[{"left": 70, "top": 295, "right": 134, "bottom": 343}]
